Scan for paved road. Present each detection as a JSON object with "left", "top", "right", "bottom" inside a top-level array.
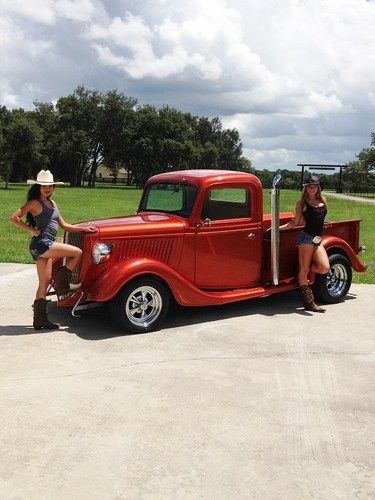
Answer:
[
  {"left": 325, "top": 192, "right": 375, "bottom": 204},
  {"left": 0, "top": 264, "right": 374, "bottom": 499}
]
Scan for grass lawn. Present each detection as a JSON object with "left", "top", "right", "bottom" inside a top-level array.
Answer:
[{"left": 1, "top": 183, "right": 373, "bottom": 284}]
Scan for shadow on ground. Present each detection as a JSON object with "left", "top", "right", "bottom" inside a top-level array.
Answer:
[{"left": 0, "top": 290, "right": 358, "bottom": 340}]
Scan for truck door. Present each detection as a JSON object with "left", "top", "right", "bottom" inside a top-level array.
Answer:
[{"left": 195, "top": 186, "right": 263, "bottom": 289}]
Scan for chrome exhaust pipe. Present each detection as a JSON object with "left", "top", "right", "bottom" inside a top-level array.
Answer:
[{"left": 271, "top": 174, "right": 281, "bottom": 285}]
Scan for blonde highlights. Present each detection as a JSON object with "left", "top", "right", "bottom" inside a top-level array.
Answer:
[{"left": 300, "top": 184, "right": 326, "bottom": 208}]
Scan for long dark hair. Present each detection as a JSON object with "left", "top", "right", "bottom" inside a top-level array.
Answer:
[
  {"left": 25, "top": 184, "right": 49, "bottom": 228},
  {"left": 300, "top": 184, "right": 326, "bottom": 209}
]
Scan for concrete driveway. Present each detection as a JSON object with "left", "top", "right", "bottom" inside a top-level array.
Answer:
[{"left": 0, "top": 263, "right": 374, "bottom": 499}]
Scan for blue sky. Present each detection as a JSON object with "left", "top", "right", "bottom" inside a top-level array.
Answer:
[{"left": 1, "top": 0, "right": 374, "bottom": 170}]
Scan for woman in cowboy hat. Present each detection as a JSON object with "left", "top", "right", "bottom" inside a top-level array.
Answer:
[
  {"left": 279, "top": 174, "right": 330, "bottom": 312},
  {"left": 10, "top": 169, "right": 95, "bottom": 330}
]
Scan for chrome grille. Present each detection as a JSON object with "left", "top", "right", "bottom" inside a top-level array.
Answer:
[{"left": 65, "top": 232, "right": 84, "bottom": 283}]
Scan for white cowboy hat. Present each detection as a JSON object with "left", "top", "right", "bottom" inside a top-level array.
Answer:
[{"left": 27, "top": 170, "right": 64, "bottom": 185}]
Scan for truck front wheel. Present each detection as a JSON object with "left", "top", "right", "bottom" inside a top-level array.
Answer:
[
  {"left": 110, "top": 277, "right": 170, "bottom": 334},
  {"left": 313, "top": 253, "right": 352, "bottom": 304}
]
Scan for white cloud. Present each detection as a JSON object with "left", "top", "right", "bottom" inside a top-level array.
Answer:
[
  {"left": 0, "top": 17, "right": 51, "bottom": 73},
  {"left": 0, "top": 0, "right": 57, "bottom": 24},
  {"left": 0, "top": 0, "right": 97, "bottom": 24},
  {"left": 56, "top": 0, "right": 96, "bottom": 22},
  {"left": 0, "top": 0, "right": 374, "bottom": 169},
  {"left": 0, "top": 83, "right": 18, "bottom": 107},
  {"left": 86, "top": 1, "right": 272, "bottom": 86}
]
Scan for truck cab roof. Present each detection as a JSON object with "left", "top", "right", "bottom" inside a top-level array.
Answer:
[{"left": 147, "top": 169, "right": 262, "bottom": 189}]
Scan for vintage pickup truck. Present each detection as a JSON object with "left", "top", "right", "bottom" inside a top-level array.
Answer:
[{"left": 54, "top": 170, "right": 366, "bottom": 333}]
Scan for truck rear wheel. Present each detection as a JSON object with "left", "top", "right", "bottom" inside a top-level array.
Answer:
[
  {"left": 313, "top": 253, "right": 352, "bottom": 303},
  {"left": 110, "top": 277, "right": 170, "bottom": 333}
]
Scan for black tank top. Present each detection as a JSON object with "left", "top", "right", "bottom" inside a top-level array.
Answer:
[{"left": 303, "top": 202, "right": 327, "bottom": 237}]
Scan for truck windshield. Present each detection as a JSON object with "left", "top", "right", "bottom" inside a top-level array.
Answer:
[{"left": 140, "top": 182, "right": 198, "bottom": 217}]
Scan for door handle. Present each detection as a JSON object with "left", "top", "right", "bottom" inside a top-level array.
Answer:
[{"left": 247, "top": 232, "right": 256, "bottom": 239}]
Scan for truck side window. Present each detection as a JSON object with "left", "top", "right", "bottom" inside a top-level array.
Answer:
[{"left": 201, "top": 188, "right": 251, "bottom": 220}]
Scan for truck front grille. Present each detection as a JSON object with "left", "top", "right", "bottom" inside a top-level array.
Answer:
[{"left": 65, "top": 232, "right": 84, "bottom": 283}]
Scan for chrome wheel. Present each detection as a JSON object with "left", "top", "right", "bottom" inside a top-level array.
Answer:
[
  {"left": 111, "top": 276, "right": 170, "bottom": 333},
  {"left": 111, "top": 277, "right": 170, "bottom": 333},
  {"left": 326, "top": 263, "right": 348, "bottom": 298},
  {"left": 313, "top": 253, "right": 352, "bottom": 304},
  {"left": 125, "top": 285, "right": 163, "bottom": 328}
]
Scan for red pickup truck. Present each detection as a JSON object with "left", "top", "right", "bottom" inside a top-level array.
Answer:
[{"left": 54, "top": 170, "right": 366, "bottom": 333}]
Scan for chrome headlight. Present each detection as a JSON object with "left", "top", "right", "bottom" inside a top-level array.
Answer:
[{"left": 92, "top": 243, "right": 112, "bottom": 264}]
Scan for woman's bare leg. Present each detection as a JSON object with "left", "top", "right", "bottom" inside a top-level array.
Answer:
[
  {"left": 298, "top": 244, "right": 315, "bottom": 286},
  {"left": 311, "top": 245, "right": 330, "bottom": 275},
  {"left": 35, "top": 258, "right": 52, "bottom": 299},
  {"left": 41, "top": 242, "right": 82, "bottom": 271}
]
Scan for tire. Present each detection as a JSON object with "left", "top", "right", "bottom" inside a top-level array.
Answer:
[
  {"left": 313, "top": 253, "right": 352, "bottom": 303},
  {"left": 110, "top": 277, "right": 170, "bottom": 333}
]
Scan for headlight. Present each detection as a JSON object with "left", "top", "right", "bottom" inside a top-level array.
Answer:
[{"left": 92, "top": 243, "right": 112, "bottom": 264}]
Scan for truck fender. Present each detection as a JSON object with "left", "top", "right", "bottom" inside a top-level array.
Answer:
[
  {"left": 322, "top": 236, "right": 367, "bottom": 272},
  {"left": 84, "top": 259, "right": 226, "bottom": 306}
]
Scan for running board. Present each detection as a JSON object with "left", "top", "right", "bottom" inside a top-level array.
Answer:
[{"left": 197, "top": 278, "right": 298, "bottom": 304}]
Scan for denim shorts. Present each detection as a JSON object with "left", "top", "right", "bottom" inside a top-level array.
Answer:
[
  {"left": 29, "top": 236, "right": 54, "bottom": 261},
  {"left": 296, "top": 231, "right": 321, "bottom": 247}
]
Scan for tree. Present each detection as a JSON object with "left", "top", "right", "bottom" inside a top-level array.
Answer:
[
  {"left": 100, "top": 91, "right": 137, "bottom": 186},
  {"left": 343, "top": 160, "right": 375, "bottom": 193},
  {"left": 0, "top": 107, "right": 12, "bottom": 187},
  {"left": 344, "top": 132, "right": 375, "bottom": 193},
  {"left": 33, "top": 101, "right": 59, "bottom": 174},
  {"left": 3, "top": 110, "right": 43, "bottom": 182},
  {"left": 54, "top": 86, "right": 103, "bottom": 186},
  {"left": 216, "top": 128, "right": 244, "bottom": 170},
  {"left": 0, "top": 160, "right": 13, "bottom": 188},
  {"left": 157, "top": 106, "right": 195, "bottom": 171}
]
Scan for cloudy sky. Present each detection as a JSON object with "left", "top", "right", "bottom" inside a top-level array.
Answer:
[{"left": 1, "top": 0, "right": 374, "bottom": 170}]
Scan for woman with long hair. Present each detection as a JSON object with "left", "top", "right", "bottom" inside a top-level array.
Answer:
[
  {"left": 10, "top": 169, "right": 95, "bottom": 330},
  {"left": 280, "top": 175, "right": 330, "bottom": 312}
]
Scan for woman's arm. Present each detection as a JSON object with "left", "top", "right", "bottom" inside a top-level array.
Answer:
[
  {"left": 51, "top": 200, "right": 95, "bottom": 233},
  {"left": 10, "top": 201, "right": 41, "bottom": 237},
  {"left": 279, "top": 201, "right": 305, "bottom": 231},
  {"left": 58, "top": 214, "right": 96, "bottom": 233}
]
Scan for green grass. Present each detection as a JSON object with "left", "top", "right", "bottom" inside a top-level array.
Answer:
[{"left": 1, "top": 184, "right": 373, "bottom": 283}]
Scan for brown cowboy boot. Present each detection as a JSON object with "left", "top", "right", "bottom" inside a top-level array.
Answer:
[
  {"left": 54, "top": 266, "right": 81, "bottom": 296},
  {"left": 300, "top": 285, "right": 326, "bottom": 313},
  {"left": 33, "top": 298, "right": 60, "bottom": 330}
]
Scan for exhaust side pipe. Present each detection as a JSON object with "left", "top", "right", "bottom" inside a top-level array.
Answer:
[{"left": 271, "top": 174, "right": 281, "bottom": 286}]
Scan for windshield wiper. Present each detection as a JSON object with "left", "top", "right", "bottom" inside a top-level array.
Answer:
[{"left": 171, "top": 178, "right": 186, "bottom": 194}]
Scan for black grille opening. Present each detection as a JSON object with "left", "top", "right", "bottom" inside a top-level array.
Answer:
[{"left": 65, "top": 232, "right": 84, "bottom": 283}]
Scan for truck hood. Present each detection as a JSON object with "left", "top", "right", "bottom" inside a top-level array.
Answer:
[{"left": 84, "top": 212, "right": 186, "bottom": 238}]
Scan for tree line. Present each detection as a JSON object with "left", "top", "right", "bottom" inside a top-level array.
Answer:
[
  {"left": 342, "top": 133, "right": 375, "bottom": 194},
  {"left": 0, "top": 84, "right": 374, "bottom": 191},
  {"left": 0, "top": 85, "right": 252, "bottom": 188}
]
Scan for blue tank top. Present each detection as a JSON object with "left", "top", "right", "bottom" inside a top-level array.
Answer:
[
  {"left": 303, "top": 202, "right": 327, "bottom": 237},
  {"left": 34, "top": 200, "right": 60, "bottom": 240}
]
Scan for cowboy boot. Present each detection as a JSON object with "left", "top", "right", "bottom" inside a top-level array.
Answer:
[
  {"left": 54, "top": 266, "right": 81, "bottom": 296},
  {"left": 300, "top": 285, "right": 326, "bottom": 313},
  {"left": 33, "top": 298, "right": 60, "bottom": 330}
]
